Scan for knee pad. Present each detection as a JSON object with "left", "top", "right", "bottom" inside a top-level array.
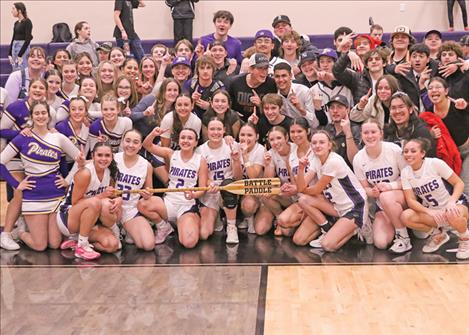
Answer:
[{"left": 220, "top": 179, "right": 239, "bottom": 209}]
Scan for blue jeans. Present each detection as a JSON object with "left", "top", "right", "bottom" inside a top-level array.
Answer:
[
  {"left": 116, "top": 38, "right": 145, "bottom": 63},
  {"left": 11, "top": 40, "right": 29, "bottom": 71}
]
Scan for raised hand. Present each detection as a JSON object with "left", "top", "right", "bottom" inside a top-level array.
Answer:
[
  {"left": 358, "top": 88, "right": 372, "bottom": 110},
  {"left": 250, "top": 89, "right": 261, "bottom": 107},
  {"left": 449, "top": 97, "right": 468, "bottom": 110},
  {"left": 395, "top": 62, "right": 411, "bottom": 76}
]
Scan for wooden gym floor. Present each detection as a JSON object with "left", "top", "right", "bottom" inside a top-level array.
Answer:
[{"left": 1, "top": 182, "right": 469, "bottom": 335}]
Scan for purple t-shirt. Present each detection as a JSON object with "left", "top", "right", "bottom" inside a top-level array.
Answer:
[{"left": 199, "top": 34, "right": 243, "bottom": 64}]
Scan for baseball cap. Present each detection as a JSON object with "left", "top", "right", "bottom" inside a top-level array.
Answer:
[
  {"left": 327, "top": 95, "right": 349, "bottom": 108},
  {"left": 459, "top": 35, "right": 469, "bottom": 46},
  {"left": 318, "top": 48, "right": 338, "bottom": 61},
  {"left": 96, "top": 42, "right": 112, "bottom": 52},
  {"left": 354, "top": 34, "right": 376, "bottom": 50},
  {"left": 391, "top": 25, "right": 415, "bottom": 43},
  {"left": 299, "top": 50, "right": 317, "bottom": 67},
  {"left": 255, "top": 29, "right": 274, "bottom": 41},
  {"left": 272, "top": 15, "right": 291, "bottom": 28},
  {"left": 248, "top": 53, "right": 270, "bottom": 68},
  {"left": 171, "top": 56, "right": 191, "bottom": 68},
  {"left": 424, "top": 29, "right": 442, "bottom": 40}
]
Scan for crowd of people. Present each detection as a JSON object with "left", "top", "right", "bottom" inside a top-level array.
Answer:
[{"left": 1, "top": 2, "right": 469, "bottom": 262}]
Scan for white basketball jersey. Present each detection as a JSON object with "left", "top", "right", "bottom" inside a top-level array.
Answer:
[
  {"left": 289, "top": 144, "right": 312, "bottom": 178},
  {"left": 240, "top": 142, "right": 265, "bottom": 178},
  {"left": 353, "top": 142, "right": 406, "bottom": 185},
  {"left": 309, "top": 152, "right": 367, "bottom": 216},
  {"left": 197, "top": 141, "right": 235, "bottom": 185},
  {"left": 401, "top": 158, "right": 455, "bottom": 209},
  {"left": 83, "top": 162, "right": 111, "bottom": 198},
  {"left": 270, "top": 143, "right": 297, "bottom": 184},
  {"left": 166, "top": 150, "right": 202, "bottom": 204},
  {"left": 114, "top": 152, "right": 148, "bottom": 221}
]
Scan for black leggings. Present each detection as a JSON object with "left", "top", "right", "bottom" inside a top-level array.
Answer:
[{"left": 447, "top": 0, "right": 468, "bottom": 27}]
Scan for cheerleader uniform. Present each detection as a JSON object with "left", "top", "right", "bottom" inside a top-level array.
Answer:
[
  {"left": 88, "top": 117, "right": 132, "bottom": 153},
  {"left": 164, "top": 150, "right": 201, "bottom": 223},
  {"left": 56, "top": 161, "right": 111, "bottom": 236},
  {"left": 56, "top": 99, "right": 102, "bottom": 123},
  {"left": 308, "top": 152, "right": 369, "bottom": 228},
  {"left": 401, "top": 158, "right": 469, "bottom": 211},
  {"left": 197, "top": 141, "right": 237, "bottom": 210},
  {"left": 114, "top": 152, "right": 149, "bottom": 224},
  {"left": 55, "top": 118, "right": 89, "bottom": 170},
  {"left": 0, "top": 131, "right": 80, "bottom": 214}
]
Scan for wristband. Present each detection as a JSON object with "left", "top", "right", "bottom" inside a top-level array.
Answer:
[{"left": 244, "top": 161, "right": 253, "bottom": 168}]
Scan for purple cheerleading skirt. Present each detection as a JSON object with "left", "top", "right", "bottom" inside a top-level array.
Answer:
[{"left": 22, "top": 173, "right": 66, "bottom": 215}]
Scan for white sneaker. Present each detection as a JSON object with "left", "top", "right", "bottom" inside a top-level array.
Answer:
[
  {"left": 389, "top": 234, "right": 412, "bottom": 254},
  {"left": 247, "top": 217, "right": 256, "bottom": 234},
  {"left": 226, "top": 225, "right": 239, "bottom": 244},
  {"left": 309, "top": 229, "right": 326, "bottom": 248},
  {"left": 456, "top": 239, "right": 469, "bottom": 260},
  {"left": 11, "top": 216, "right": 26, "bottom": 241},
  {"left": 214, "top": 214, "right": 224, "bottom": 232},
  {"left": 358, "top": 220, "right": 373, "bottom": 245},
  {"left": 422, "top": 230, "right": 450, "bottom": 253},
  {"left": 0, "top": 233, "right": 20, "bottom": 251},
  {"left": 238, "top": 218, "right": 248, "bottom": 229},
  {"left": 155, "top": 221, "right": 174, "bottom": 245}
]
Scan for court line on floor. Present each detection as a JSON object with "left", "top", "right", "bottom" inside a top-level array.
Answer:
[
  {"left": 255, "top": 265, "right": 268, "bottom": 335},
  {"left": 1, "top": 261, "right": 467, "bottom": 269}
]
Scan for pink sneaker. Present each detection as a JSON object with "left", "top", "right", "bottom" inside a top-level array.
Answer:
[
  {"left": 60, "top": 239, "right": 78, "bottom": 250},
  {"left": 74, "top": 244, "right": 101, "bottom": 260},
  {"left": 155, "top": 221, "right": 174, "bottom": 245}
]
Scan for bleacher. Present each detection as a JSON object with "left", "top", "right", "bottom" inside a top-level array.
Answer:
[{"left": 0, "top": 31, "right": 466, "bottom": 87}]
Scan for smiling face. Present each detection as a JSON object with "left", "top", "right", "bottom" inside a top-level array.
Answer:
[
  {"left": 116, "top": 78, "right": 131, "bottom": 99},
  {"left": 439, "top": 50, "right": 458, "bottom": 65},
  {"left": 175, "top": 95, "right": 192, "bottom": 119},
  {"left": 123, "top": 59, "right": 139, "bottom": 80},
  {"left": 424, "top": 33, "right": 441, "bottom": 52},
  {"left": 28, "top": 50, "right": 46, "bottom": 72},
  {"left": 376, "top": 78, "right": 393, "bottom": 102},
  {"left": 273, "top": 69, "right": 291, "bottom": 93},
  {"left": 403, "top": 140, "right": 425, "bottom": 167},
  {"left": 178, "top": 129, "right": 198, "bottom": 151},
  {"left": 122, "top": 130, "right": 143, "bottom": 156},
  {"left": 392, "top": 33, "right": 410, "bottom": 50},
  {"left": 255, "top": 37, "right": 274, "bottom": 55},
  {"left": 361, "top": 122, "right": 382, "bottom": 148},
  {"left": 211, "top": 92, "right": 229, "bottom": 114},
  {"left": 172, "top": 64, "right": 191, "bottom": 82},
  {"left": 176, "top": 43, "right": 193, "bottom": 59},
  {"left": 79, "top": 78, "right": 97, "bottom": 101},
  {"left": 54, "top": 50, "right": 70, "bottom": 67},
  {"left": 61, "top": 64, "right": 77, "bottom": 84},
  {"left": 110, "top": 49, "right": 125, "bottom": 67},
  {"left": 77, "top": 56, "right": 93, "bottom": 76},
  {"left": 274, "top": 22, "right": 291, "bottom": 38},
  {"left": 268, "top": 129, "right": 288, "bottom": 152},
  {"left": 69, "top": 99, "right": 87, "bottom": 123},
  {"left": 366, "top": 53, "right": 384, "bottom": 73},
  {"left": 46, "top": 74, "right": 61, "bottom": 95},
  {"left": 152, "top": 46, "right": 167, "bottom": 62},
  {"left": 427, "top": 80, "right": 448, "bottom": 105},
  {"left": 355, "top": 37, "right": 371, "bottom": 57},
  {"left": 101, "top": 100, "right": 119, "bottom": 122},
  {"left": 289, "top": 124, "right": 309, "bottom": 146},
  {"left": 390, "top": 97, "right": 411, "bottom": 127},
  {"left": 311, "top": 132, "right": 332, "bottom": 157},
  {"left": 164, "top": 82, "right": 180, "bottom": 103},
  {"left": 31, "top": 104, "right": 50, "bottom": 128},
  {"left": 263, "top": 103, "right": 282, "bottom": 123},
  {"left": 239, "top": 125, "right": 258, "bottom": 150},
  {"left": 29, "top": 81, "right": 47, "bottom": 102},
  {"left": 207, "top": 119, "right": 225, "bottom": 142},
  {"left": 281, "top": 38, "right": 298, "bottom": 56},
  {"left": 210, "top": 45, "right": 228, "bottom": 65},
  {"left": 141, "top": 59, "right": 156, "bottom": 80},
  {"left": 251, "top": 66, "right": 269, "bottom": 83},
  {"left": 93, "top": 145, "right": 113, "bottom": 171},
  {"left": 99, "top": 63, "right": 115, "bottom": 84}
]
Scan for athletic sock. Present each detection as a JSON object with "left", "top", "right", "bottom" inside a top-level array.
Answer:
[
  {"left": 78, "top": 235, "right": 89, "bottom": 247},
  {"left": 396, "top": 227, "right": 409, "bottom": 238},
  {"left": 69, "top": 233, "right": 78, "bottom": 241},
  {"left": 227, "top": 219, "right": 236, "bottom": 227},
  {"left": 318, "top": 221, "right": 332, "bottom": 232},
  {"left": 457, "top": 229, "right": 469, "bottom": 239}
]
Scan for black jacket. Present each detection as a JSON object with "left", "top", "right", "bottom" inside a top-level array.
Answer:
[
  {"left": 165, "top": 0, "right": 198, "bottom": 19},
  {"left": 332, "top": 52, "right": 373, "bottom": 105}
]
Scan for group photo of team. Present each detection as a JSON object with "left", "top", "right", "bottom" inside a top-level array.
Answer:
[{"left": 1, "top": 1, "right": 469, "bottom": 265}]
